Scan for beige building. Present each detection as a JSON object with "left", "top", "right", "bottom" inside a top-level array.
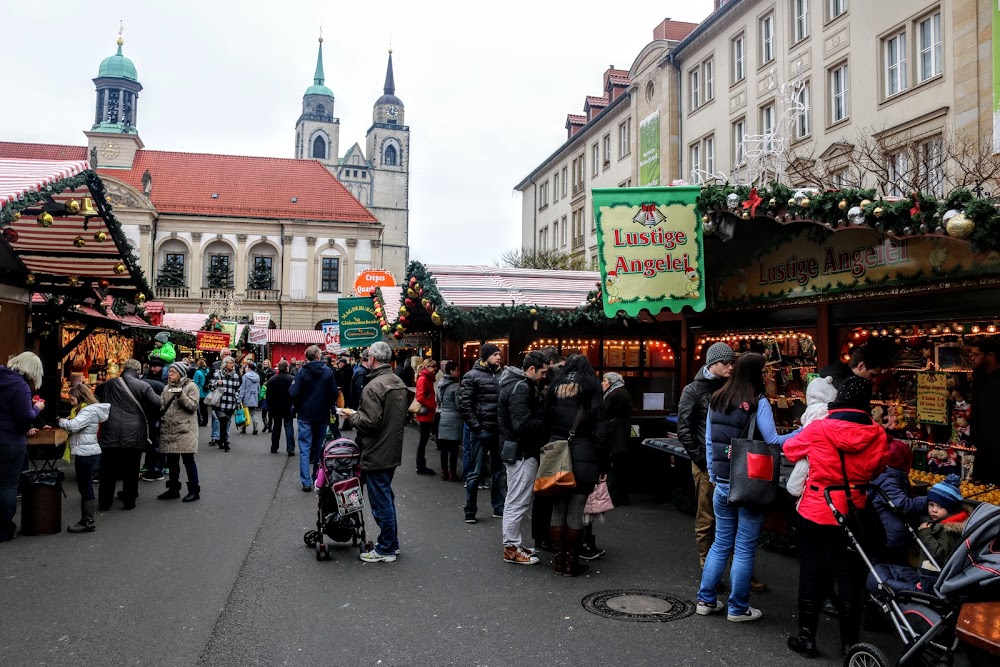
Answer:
[
  {"left": 672, "top": 0, "right": 993, "bottom": 194},
  {"left": 515, "top": 19, "right": 698, "bottom": 265}
]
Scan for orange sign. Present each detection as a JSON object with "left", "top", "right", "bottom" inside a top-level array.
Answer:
[
  {"left": 196, "top": 331, "right": 231, "bottom": 352},
  {"left": 354, "top": 269, "right": 396, "bottom": 296}
]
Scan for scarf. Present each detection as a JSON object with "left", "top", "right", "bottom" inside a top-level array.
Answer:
[{"left": 603, "top": 380, "right": 624, "bottom": 399}]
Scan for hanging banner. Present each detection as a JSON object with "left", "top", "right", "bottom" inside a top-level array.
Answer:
[
  {"left": 638, "top": 111, "right": 660, "bottom": 186},
  {"left": 218, "top": 321, "right": 239, "bottom": 349},
  {"left": 322, "top": 323, "right": 340, "bottom": 352},
  {"left": 593, "top": 185, "right": 706, "bottom": 317},
  {"left": 337, "top": 297, "right": 381, "bottom": 348},
  {"left": 917, "top": 371, "right": 950, "bottom": 426},
  {"left": 248, "top": 326, "right": 268, "bottom": 345},
  {"left": 354, "top": 269, "right": 396, "bottom": 296},
  {"left": 196, "top": 331, "right": 231, "bottom": 352},
  {"left": 252, "top": 312, "right": 271, "bottom": 327}
]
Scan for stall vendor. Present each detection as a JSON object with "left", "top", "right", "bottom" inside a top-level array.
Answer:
[
  {"left": 818, "top": 345, "right": 888, "bottom": 389},
  {"left": 969, "top": 338, "right": 1000, "bottom": 485}
]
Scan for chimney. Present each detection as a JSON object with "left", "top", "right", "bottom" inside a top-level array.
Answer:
[{"left": 653, "top": 18, "right": 672, "bottom": 41}]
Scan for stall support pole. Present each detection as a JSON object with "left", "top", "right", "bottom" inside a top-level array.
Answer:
[
  {"left": 680, "top": 314, "right": 690, "bottom": 386},
  {"left": 816, "top": 303, "right": 832, "bottom": 369}
]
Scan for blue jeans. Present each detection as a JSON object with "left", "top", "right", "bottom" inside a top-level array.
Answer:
[
  {"left": 364, "top": 469, "right": 398, "bottom": 555},
  {"left": 463, "top": 428, "right": 506, "bottom": 517},
  {"left": 297, "top": 419, "right": 328, "bottom": 487},
  {"left": 0, "top": 444, "right": 26, "bottom": 541},
  {"left": 211, "top": 408, "right": 220, "bottom": 441},
  {"left": 697, "top": 482, "right": 766, "bottom": 615}
]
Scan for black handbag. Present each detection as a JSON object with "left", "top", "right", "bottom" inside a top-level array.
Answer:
[
  {"left": 838, "top": 451, "right": 886, "bottom": 558},
  {"left": 727, "top": 410, "right": 782, "bottom": 507}
]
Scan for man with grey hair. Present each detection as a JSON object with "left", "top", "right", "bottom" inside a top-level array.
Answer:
[
  {"left": 344, "top": 341, "right": 406, "bottom": 562},
  {"left": 96, "top": 358, "right": 161, "bottom": 511},
  {"left": 290, "top": 345, "right": 338, "bottom": 491}
]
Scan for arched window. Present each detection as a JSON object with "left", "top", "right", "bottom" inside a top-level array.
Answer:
[
  {"left": 384, "top": 144, "right": 397, "bottom": 166},
  {"left": 312, "top": 135, "right": 327, "bottom": 159},
  {"left": 315, "top": 103, "right": 325, "bottom": 117}
]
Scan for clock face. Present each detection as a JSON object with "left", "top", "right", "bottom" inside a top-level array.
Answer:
[
  {"left": 100, "top": 140, "right": 120, "bottom": 160},
  {"left": 386, "top": 106, "right": 398, "bottom": 119}
]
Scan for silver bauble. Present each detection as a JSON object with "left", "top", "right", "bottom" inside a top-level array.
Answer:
[{"left": 848, "top": 206, "right": 865, "bottom": 225}]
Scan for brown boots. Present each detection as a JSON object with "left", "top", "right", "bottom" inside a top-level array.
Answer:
[{"left": 549, "top": 526, "right": 590, "bottom": 576}]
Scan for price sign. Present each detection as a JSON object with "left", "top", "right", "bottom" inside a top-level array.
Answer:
[{"left": 917, "top": 372, "right": 950, "bottom": 425}]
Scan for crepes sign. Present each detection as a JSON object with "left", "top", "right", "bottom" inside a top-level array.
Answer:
[{"left": 593, "top": 186, "right": 706, "bottom": 317}]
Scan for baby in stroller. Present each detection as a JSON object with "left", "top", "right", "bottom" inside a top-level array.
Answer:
[{"left": 303, "top": 438, "right": 368, "bottom": 560}]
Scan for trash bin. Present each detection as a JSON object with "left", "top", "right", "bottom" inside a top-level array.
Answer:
[{"left": 19, "top": 469, "right": 65, "bottom": 536}]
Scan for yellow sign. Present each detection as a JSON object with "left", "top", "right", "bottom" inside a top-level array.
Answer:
[
  {"left": 593, "top": 186, "right": 706, "bottom": 317},
  {"left": 715, "top": 227, "right": 1000, "bottom": 303},
  {"left": 917, "top": 372, "right": 950, "bottom": 426}
]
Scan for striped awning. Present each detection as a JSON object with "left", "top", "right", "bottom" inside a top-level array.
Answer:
[
  {"left": 0, "top": 158, "right": 91, "bottom": 209},
  {"left": 424, "top": 265, "right": 600, "bottom": 310},
  {"left": 267, "top": 329, "right": 325, "bottom": 344}
]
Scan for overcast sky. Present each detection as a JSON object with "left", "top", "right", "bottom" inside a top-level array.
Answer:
[{"left": 1, "top": 0, "right": 712, "bottom": 266}]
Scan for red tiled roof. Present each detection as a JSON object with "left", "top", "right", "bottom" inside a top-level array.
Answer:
[
  {"left": 0, "top": 142, "right": 378, "bottom": 224},
  {"left": 585, "top": 96, "right": 609, "bottom": 107},
  {"left": 654, "top": 19, "right": 700, "bottom": 42},
  {"left": 608, "top": 74, "right": 632, "bottom": 86},
  {"left": 566, "top": 115, "right": 587, "bottom": 125}
]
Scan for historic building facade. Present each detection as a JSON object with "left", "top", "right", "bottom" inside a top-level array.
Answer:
[{"left": 0, "top": 32, "right": 408, "bottom": 330}]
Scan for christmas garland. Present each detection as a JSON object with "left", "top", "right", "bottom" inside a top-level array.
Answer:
[{"left": 698, "top": 183, "right": 995, "bottom": 252}]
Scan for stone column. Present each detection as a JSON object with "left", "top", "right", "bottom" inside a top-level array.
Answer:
[
  {"left": 305, "top": 237, "right": 318, "bottom": 299},
  {"left": 345, "top": 238, "right": 358, "bottom": 293},
  {"left": 235, "top": 234, "right": 248, "bottom": 294},
  {"left": 190, "top": 232, "right": 203, "bottom": 290},
  {"left": 281, "top": 235, "right": 293, "bottom": 299}
]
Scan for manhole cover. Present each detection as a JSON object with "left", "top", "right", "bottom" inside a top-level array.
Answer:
[{"left": 582, "top": 589, "right": 695, "bottom": 623}]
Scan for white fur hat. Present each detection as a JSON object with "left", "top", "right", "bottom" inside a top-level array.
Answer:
[{"left": 805, "top": 375, "right": 837, "bottom": 405}]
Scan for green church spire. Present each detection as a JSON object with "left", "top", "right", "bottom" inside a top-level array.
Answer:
[{"left": 304, "top": 29, "right": 334, "bottom": 98}]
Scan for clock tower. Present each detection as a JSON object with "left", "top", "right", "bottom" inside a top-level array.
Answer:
[
  {"left": 294, "top": 33, "right": 340, "bottom": 168},
  {"left": 365, "top": 49, "right": 411, "bottom": 275},
  {"left": 84, "top": 27, "right": 145, "bottom": 169}
]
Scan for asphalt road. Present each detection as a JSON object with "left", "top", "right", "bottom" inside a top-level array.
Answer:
[{"left": 1, "top": 426, "right": 889, "bottom": 666}]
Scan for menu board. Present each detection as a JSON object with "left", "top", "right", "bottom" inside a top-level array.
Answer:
[{"left": 917, "top": 372, "right": 950, "bottom": 426}]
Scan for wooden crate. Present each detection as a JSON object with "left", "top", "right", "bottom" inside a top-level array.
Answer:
[{"left": 27, "top": 428, "right": 68, "bottom": 446}]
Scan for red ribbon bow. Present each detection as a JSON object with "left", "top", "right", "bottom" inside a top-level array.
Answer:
[
  {"left": 910, "top": 193, "right": 920, "bottom": 218},
  {"left": 641, "top": 203, "right": 657, "bottom": 222},
  {"left": 742, "top": 188, "right": 763, "bottom": 218}
]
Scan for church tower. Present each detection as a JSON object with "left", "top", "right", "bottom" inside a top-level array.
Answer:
[
  {"left": 366, "top": 49, "right": 410, "bottom": 277},
  {"left": 84, "top": 26, "right": 144, "bottom": 169},
  {"left": 294, "top": 33, "right": 339, "bottom": 167}
]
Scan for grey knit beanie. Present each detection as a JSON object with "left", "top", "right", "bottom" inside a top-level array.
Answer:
[{"left": 705, "top": 342, "right": 736, "bottom": 367}]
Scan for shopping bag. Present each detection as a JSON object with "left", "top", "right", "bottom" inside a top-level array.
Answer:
[
  {"left": 584, "top": 476, "right": 614, "bottom": 514},
  {"left": 204, "top": 387, "right": 223, "bottom": 408},
  {"left": 728, "top": 413, "right": 781, "bottom": 507},
  {"left": 407, "top": 396, "right": 427, "bottom": 415},
  {"left": 234, "top": 405, "right": 247, "bottom": 427},
  {"left": 533, "top": 439, "right": 576, "bottom": 495}
]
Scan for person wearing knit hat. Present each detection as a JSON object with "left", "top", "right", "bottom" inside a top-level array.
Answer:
[
  {"left": 458, "top": 342, "right": 506, "bottom": 523},
  {"left": 705, "top": 342, "right": 736, "bottom": 368},
  {"left": 926, "top": 474, "right": 964, "bottom": 517},
  {"left": 157, "top": 359, "right": 202, "bottom": 502}
]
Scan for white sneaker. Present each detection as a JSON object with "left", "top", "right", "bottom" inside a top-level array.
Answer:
[
  {"left": 727, "top": 606, "right": 763, "bottom": 622},
  {"left": 696, "top": 600, "right": 725, "bottom": 616},
  {"left": 359, "top": 549, "right": 397, "bottom": 563}
]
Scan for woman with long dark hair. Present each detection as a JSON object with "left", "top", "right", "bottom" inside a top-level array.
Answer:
[
  {"left": 544, "top": 354, "right": 608, "bottom": 576},
  {"left": 696, "top": 352, "right": 798, "bottom": 621}
]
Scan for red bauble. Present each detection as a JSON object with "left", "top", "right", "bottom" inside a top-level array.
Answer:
[
  {"left": 393, "top": 331, "right": 402, "bottom": 339},
  {"left": 398, "top": 316, "right": 407, "bottom": 325},
  {"left": 409, "top": 276, "right": 417, "bottom": 287},
  {"left": 425, "top": 303, "right": 434, "bottom": 314},
  {"left": 3, "top": 228, "right": 18, "bottom": 243},
  {"left": 419, "top": 289, "right": 424, "bottom": 297}
]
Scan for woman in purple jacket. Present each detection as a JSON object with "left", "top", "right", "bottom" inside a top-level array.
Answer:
[{"left": 0, "top": 352, "right": 44, "bottom": 542}]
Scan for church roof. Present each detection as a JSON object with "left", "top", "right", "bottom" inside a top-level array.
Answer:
[
  {"left": 305, "top": 38, "right": 334, "bottom": 98},
  {"left": 97, "top": 39, "right": 139, "bottom": 82},
  {"left": 0, "top": 142, "right": 379, "bottom": 224},
  {"left": 376, "top": 51, "right": 403, "bottom": 108}
]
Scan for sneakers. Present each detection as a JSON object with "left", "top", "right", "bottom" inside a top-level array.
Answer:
[
  {"left": 478, "top": 483, "right": 491, "bottom": 490},
  {"left": 503, "top": 546, "right": 539, "bottom": 565},
  {"left": 140, "top": 473, "right": 165, "bottom": 482},
  {"left": 360, "top": 549, "right": 397, "bottom": 563},
  {"left": 696, "top": 600, "right": 725, "bottom": 616},
  {"left": 492, "top": 511, "right": 504, "bottom": 519},
  {"left": 464, "top": 514, "right": 477, "bottom": 524},
  {"left": 579, "top": 544, "right": 606, "bottom": 561},
  {"left": 727, "top": 607, "right": 763, "bottom": 623}
]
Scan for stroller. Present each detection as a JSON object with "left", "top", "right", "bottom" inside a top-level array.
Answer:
[
  {"left": 303, "top": 438, "right": 370, "bottom": 561},
  {"left": 826, "top": 483, "right": 1000, "bottom": 667}
]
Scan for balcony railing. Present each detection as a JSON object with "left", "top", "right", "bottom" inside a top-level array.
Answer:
[
  {"left": 200, "top": 287, "right": 234, "bottom": 300},
  {"left": 155, "top": 286, "right": 190, "bottom": 299},
  {"left": 245, "top": 289, "right": 279, "bottom": 302}
]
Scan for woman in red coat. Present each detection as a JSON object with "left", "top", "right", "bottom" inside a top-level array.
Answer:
[
  {"left": 783, "top": 376, "right": 889, "bottom": 659},
  {"left": 413, "top": 359, "right": 438, "bottom": 475}
]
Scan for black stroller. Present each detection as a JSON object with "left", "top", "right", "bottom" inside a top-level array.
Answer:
[
  {"left": 826, "top": 483, "right": 1000, "bottom": 667},
  {"left": 303, "top": 438, "right": 370, "bottom": 560}
]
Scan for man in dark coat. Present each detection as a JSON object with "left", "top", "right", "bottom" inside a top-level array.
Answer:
[
  {"left": 819, "top": 345, "right": 887, "bottom": 390},
  {"left": 345, "top": 341, "right": 407, "bottom": 562},
  {"left": 970, "top": 338, "right": 1000, "bottom": 484},
  {"left": 96, "top": 358, "right": 161, "bottom": 510},
  {"left": 139, "top": 357, "right": 167, "bottom": 482},
  {"left": 265, "top": 361, "right": 295, "bottom": 456},
  {"left": 459, "top": 343, "right": 505, "bottom": 523},
  {"left": 677, "top": 342, "right": 734, "bottom": 568},
  {"left": 349, "top": 350, "right": 371, "bottom": 411},
  {"left": 289, "top": 345, "right": 338, "bottom": 491},
  {"left": 335, "top": 356, "right": 353, "bottom": 409},
  {"left": 259, "top": 359, "right": 276, "bottom": 432}
]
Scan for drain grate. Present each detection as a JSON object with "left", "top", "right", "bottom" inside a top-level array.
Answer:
[{"left": 581, "top": 589, "right": 695, "bottom": 623}]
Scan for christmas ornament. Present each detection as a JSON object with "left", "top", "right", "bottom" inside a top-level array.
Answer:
[
  {"left": 726, "top": 193, "right": 740, "bottom": 210},
  {"left": 393, "top": 331, "right": 402, "bottom": 339},
  {"left": 873, "top": 207, "right": 884, "bottom": 218},
  {"left": 768, "top": 197, "right": 777, "bottom": 208},
  {"left": 79, "top": 198, "right": 98, "bottom": 217},
  {"left": 11, "top": 212, "right": 19, "bottom": 222},
  {"left": 381, "top": 325, "right": 390, "bottom": 334},
  {"left": 135, "top": 292, "right": 146, "bottom": 304},
  {"left": 74, "top": 235, "right": 86, "bottom": 248},
  {"left": 741, "top": 210, "right": 750, "bottom": 220},
  {"left": 25, "top": 273, "right": 35, "bottom": 285},
  {"left": 793, "top": 190, "right": 808, "bottom": 207},
  {"left": 65, "top": 199, "right": 81, "bottom": 214},
  {"left": 99, "top": 279, "right": 110, "bottom": 289},
  {"left": 787, "top": 197, "right": 796, "bottom": 208},
  {"left": 704, "top": 219, "right": 716, "bottom": 234},
  {"left": 741, "top": 187, "right": 763, "bottom": 218},
  {"left": 945, "top": 211, "right": 974, "bottom": 240},
  {"left": 702, "top": 215, "right": 709, "bottom": 224},
  {"left": 799, "top": 197, "right": 811, "bottom": 208},
  {"left": 398, "top": 305, "right": 407, "bottom": 315},
  {"left": 902, "top": 226, "right": 913, "bottom": 235},
  {"left": 68, "top": 276, "right": 80, "bottom": 287},
  {"left": 848, "top": 206, "right": 865, "bottom": 225},
  {"left": 919, "top": 223, "right": 929, "bottom": 234},
  {"left": 425, "top": 302, "right": 434, "bottom": 314},
  {"left": 406, "top": 288, "right": 417, "bottom": 298},
  {"left": 113, "top": 262, "right": 126, "bottom": 275},
  {"left": 838, "top": 199, "right": 848, "bottom": 211},
  {"left": 529, "top": 308, "right": 538, "bottom": 315},
  {"left": 93, "top": 230, "right": 107, "bottom": 242},
  {"left": 431, "top": 312, "right": 442, "bottom": 326},
  {"left": 3, "top": 228, "right": 18, "bottom": 243},
  {"left": 395, "top": 324, "right": 404, "bottom": 332},
  {"left": 859, "top": 199, "right": 872, "bottom": 209},
  {"left": 37, "top": 212, "right": 53, "bottom": 227},
  {"left": 421, "top": 298, "right": 430, "bottom": 307}
]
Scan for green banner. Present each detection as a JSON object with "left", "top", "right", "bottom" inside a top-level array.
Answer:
[
  {"left": 593, "top": 186, "right": 706, "bottom": 317},
  {"left": 219, "top": 321, "right": 239, "bottom": 349},
  {"left": 337, "top": 297, "right": 382, "bottom": 348},
  {"left": 638, "top": 111, "right": 660, "bottom": 186}
]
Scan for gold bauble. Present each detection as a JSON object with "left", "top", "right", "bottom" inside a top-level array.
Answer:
[
  {"left": 860, "top": 199, "right": 872, "bottom": 209},
  {"left": 37, "top": 212, "right": 53, "bottom": 227},
  {"left": 430, "top": 312, "right": 442, "bottom": 326},
  {"left": 768, "top": 198, "right": 777, "bottom": 208},
  {"left": 406, "top": 288, "right": 417, "bottom": 298},
  {"left": 838, "top": 199, "right": 848, "bottom": 211},
  {"left": 741, "top": 210, "right": 750, "bottom": 220},
  {"left": 381, "top": 325, "right": 391, "bottom": 334},
  {"left": 702, "top": 215, "right": 709, "bottom": 223},
  {"left": 25, "top": 273, "right": 35, "bottom": 285},
  {"left": 787, "top": 198, "right": 796, "bottom": 208},
  {"left": 799, "top": 197, "right": 811, "bottom": 208},
  {"left": 945, "top": 212, "right": 975, "bottom": 240},
  {"left": 113, "top": 262, "right": 126, "bottom": 275},
  {"left": 11, "top": 212, "right": 20, "bottom": 222},
  {"left": 136, "top": 293, "right": 146, "bottom": 304},
  {"left": 873, "top": 207, "right": 884, "bottom": 218},
  {"left": 395, "top": 324, "right": 405, "bottom": 332},
  {"left": 65, "top": 199, "right": 80, "bottom": 214},
  {"left": 73, "top": 236, "right": 86, "bottom": 248},
  {"left": 68, "top": 276, "right": 80, "bottom": 287},
  {"left": 94, "top": 230, "right": 107, "bottom": 243},
  {"left": 398, "top": 305, "right": 407, "bottom": 315},
  {"left": 529, "top": 308, "right": 538, "bottom": 315}
]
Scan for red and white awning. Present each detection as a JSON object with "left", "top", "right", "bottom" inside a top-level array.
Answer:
[
  {"left": 0, "top": 158, "right": 91, "bottom": 209},
  {"left": 267, "top": 329, "right": 325, "bottom": 344}
]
